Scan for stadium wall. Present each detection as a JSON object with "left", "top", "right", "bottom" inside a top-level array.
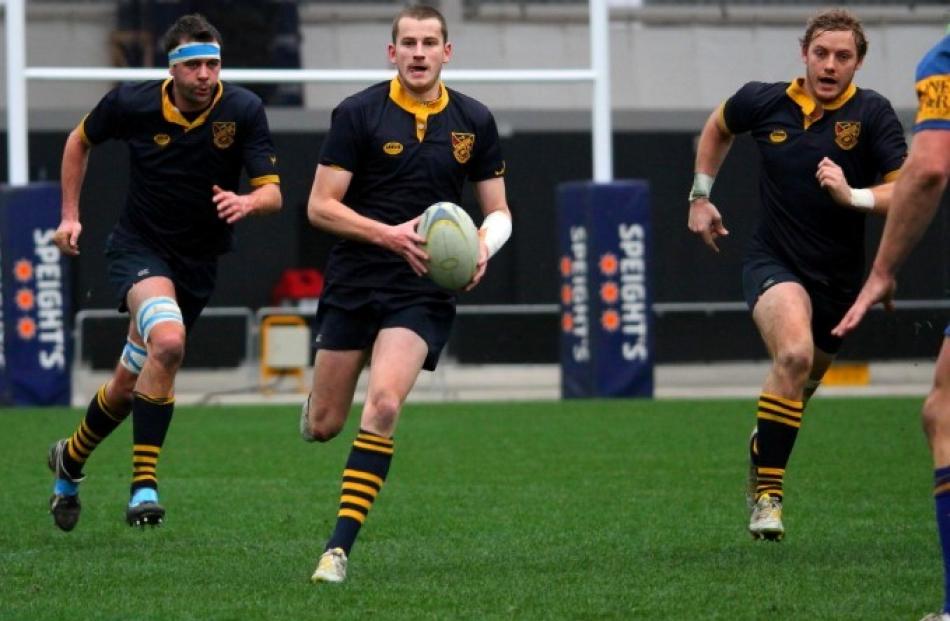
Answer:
[
  {"left": 1, "top": 4, "right": 947, "bottom": 366},
  {"left": 0, "top": 3, "right": 947, "bottom": 120},
  {"left": 3, "top": 129, "right": 947, "bottom": 367}
]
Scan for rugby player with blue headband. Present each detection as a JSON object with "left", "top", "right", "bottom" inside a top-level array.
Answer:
[
  {"left": 167, "top": 41, "right": 221, "bottom": 68},
  {"left": 47, "top": 13, "right": 281, "bottom": 532}
]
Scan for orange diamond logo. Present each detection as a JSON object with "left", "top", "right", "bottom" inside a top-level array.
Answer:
[
  {"left": 599, "top": 253, "right": 618, "bottom": 276},
  {"left": 561, "top": 312, "right": 574, "bottom": 333},
  {"left": 600, "top": 282, "right": 619, "bottom": 304},
  {"left": 15, "top": 288, "right": 35, "bottom": 311},
  {"left": 17, "top": 317, "right": 37, "bottom": 340},
  {"left": 14, "top": 259, "right": 33, "bottom": 282},
  {"left": 560, "top": 284, "right": 572, "bottom": 306},
  {"left": 559, "top": 256, "right": 572, "bottom": 278}
]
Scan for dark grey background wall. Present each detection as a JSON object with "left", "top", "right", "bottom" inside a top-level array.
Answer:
[{"left": 4, "top": 129, "right": 947, "bottom": 366}]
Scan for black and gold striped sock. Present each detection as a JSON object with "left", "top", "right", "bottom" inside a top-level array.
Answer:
[
  {"left": 754, "top": 392, "right": 804, "bottom": 500},
  {"left": 62, "top": 383, "right": 131, "bottom": 478},
  {"left": 129, "top": 391, "right": 174, "bottom": 495},
  {"left": 749, "top": 428, "right": 759, "bottom": 467},
  {"left": 325, "top": 430, "right": 394, "bottom": 555}
]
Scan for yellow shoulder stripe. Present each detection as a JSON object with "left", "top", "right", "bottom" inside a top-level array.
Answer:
[
  {"left": 250, "top": 174, "right": 280, "bottom": 187},
  {"left": 715, "top": 102, "right": 731, "bottom": 135}
]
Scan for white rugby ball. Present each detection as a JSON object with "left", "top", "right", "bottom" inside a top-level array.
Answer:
[{"left": 417, "top": 202, "right": 479, "bottom": 290}]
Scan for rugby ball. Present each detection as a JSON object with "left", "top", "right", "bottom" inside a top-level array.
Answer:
[{"left": 417, "top": 202, "right": 480, "bottom": 290}]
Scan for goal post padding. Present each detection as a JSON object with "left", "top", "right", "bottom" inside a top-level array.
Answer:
[
  {"left": 557, "top": 180, "right": 653, "bottom": 399},
  {"left": 0, "top": 183, "right": 72, "bottom": 405}
]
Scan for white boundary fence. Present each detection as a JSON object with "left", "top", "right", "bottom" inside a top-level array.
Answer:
[
  {"left": 73, "top": 299, "right": 950, "bottom": 370},
  {"left": 69, "top": 300, "right": 948, "bottom": 403}
]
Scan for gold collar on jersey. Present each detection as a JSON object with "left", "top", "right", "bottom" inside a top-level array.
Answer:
[
  {"left": 786, "top": 77, "right": 857, "bottom": 129},
  {"left": 389, "top": 77, "right": 450, "bottom": 142},
  {"left": 161, "top": 78, "right": 224, "bottom": 131}
]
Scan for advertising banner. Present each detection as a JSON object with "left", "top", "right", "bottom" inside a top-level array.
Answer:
[
  {"left": 0, "top": 183, "right": 71, "bottom": 406},
  {"left": 557, "top": 181, "right": 653, "bottom": 399}
]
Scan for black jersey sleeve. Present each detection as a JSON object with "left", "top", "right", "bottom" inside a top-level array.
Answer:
[
  {"left": 467, "top": 108, "right": 505, "bottom": 182},
  {"left": 864, "top": 95, "right": 907, "bottom": 179},
  {"left": 242, "top": 102, "right": 280, "bottom": 185},
  {"left": 81, "top": 86, "right": 128, "bottom": 145},
  {"left": 721, "top": 81, "right": 768, "bottom": 135},
  {"left": 319, "top": 97, "right": 364, "bottom": 172}
]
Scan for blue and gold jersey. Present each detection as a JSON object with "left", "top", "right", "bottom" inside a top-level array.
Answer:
[
  {"left": 318, "top": 78, "right": 505, "bottom": 298},
  {"left": 722, "top": 78, "right": 906, "bottom": 294},
  {"left": 914, "top": 34, "right": 950, "bottom": 133},
  {"left": 80, "top": 79, "right": 280, "bottom": 259}
]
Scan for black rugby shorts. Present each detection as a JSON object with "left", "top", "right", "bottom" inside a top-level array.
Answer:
[
  {"left": 105, "top": 232, "right": 216, "bottom": 331},
  {"left": 312, "top": 291, "right": 456, "bottom": 371},
  {"left": 742, "top": 254, "right": 850, "bottom": 354}
]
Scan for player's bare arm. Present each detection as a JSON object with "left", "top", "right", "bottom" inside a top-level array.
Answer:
[
  {"left": 815, "top": 156, "right": 894, "bottom": 214},
  {"left": 688, "top": 106, "right": 733, "bottom": 253},
  {"left": 307, "top": 163, "right": 429, "bottom": 274},
  {"left": 54, "top": 127, "right": 92, "bottom": 256},
  {"left": 212, "top": 182, "right": 282, "bottom": 224},
  {"left": 465, "top": 176, "right": 511, "bottom": 291},
  {"left": 831, "top": 129, "right": 950, "bottom": 337}
]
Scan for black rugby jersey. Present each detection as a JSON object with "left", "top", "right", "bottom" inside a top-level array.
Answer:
[
  {"left": 318, "top": 78, "right": 505, "bottom": 298},
  {"left": 721, "top": 78, "right": 906, "bottom": 294},
  {"left": 80, "top": 79, "right": 280, "bottom": 259}
]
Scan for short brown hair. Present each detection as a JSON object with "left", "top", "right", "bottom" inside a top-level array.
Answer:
[
  {"left": 391, "top": 5, "right": 448, "bottom": 44},
  {"left": 800, "top": 9, "right": 868, "bottom": 60},
  {"left": 162, "top": 13, "right": 222, "bottom": 53}
]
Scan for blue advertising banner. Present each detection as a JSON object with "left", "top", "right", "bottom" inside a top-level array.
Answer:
[
  {"left": 557, "top": 181, "right": 653, "bottom": 399},
  {"left": 0, "top": 183, "right": 72, "bottom": 406},
  {"left": 0, "top": 218, "right": 8, "bottom": 406}
]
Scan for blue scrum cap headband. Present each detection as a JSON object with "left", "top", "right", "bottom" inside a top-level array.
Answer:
[{"left": 168, "top": 42, "right": 221, "bottom": 68}]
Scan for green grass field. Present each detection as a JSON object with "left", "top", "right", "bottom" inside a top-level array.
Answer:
[{"left": 0, "top": 397, "right": 941, "bottom": 620}]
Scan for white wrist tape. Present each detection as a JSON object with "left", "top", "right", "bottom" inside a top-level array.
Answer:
[
  {"left": 480, "top": 211, "right": 512, "bottom": 258},
  {"left": 849, "top": 187, "right": 875, "bottom": 211},
  {"left": 689, "top": 172, "right": 715, "bottom": 202}
]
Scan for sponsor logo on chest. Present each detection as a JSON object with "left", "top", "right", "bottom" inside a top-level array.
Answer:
[{"left": 769, "top": 129, "right": 788, "bottom": 144}]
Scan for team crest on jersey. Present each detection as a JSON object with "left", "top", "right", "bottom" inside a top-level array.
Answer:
[
  {"left": 451, "top": 132, "right": 475, "bottom": 164},
  {"left": 769, "top": 129, "right": 787, "bottom": 144},
  {"left": 153, "top": 133, "right": 171, "bottom": 147},
  {"left": 834, "top": 121, "right": 860, "bottom": 150},
  {"left": 213, "top": 122, "right": 236, "bottom": 149}
]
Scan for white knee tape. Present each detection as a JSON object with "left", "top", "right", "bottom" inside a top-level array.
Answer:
[
  {"left": 120, "top": 338, "right": 147, "bottom": 374},
  {"left": 135, "top": 296, "right": 183, "bottom": 343}
]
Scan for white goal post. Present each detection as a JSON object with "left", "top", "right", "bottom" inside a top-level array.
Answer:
[{"left": 2, "top": 0, "right": 613, "bottom": 186}]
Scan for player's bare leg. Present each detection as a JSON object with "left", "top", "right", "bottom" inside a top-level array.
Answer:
[
  {"left": 300, "top": 349, "right": 366, "bottom": 443},
  {"left": 311, "top": 328, "right": 427, "bottom": 583},
  {"left": 748, "top": 283, "right": 814, "bottom": 540},
  {"left": 48, "top": 323, "right": 139, "bottom": 531},
  {"left": 124, "top": 277, "right": 184, "bottom": 527}
]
